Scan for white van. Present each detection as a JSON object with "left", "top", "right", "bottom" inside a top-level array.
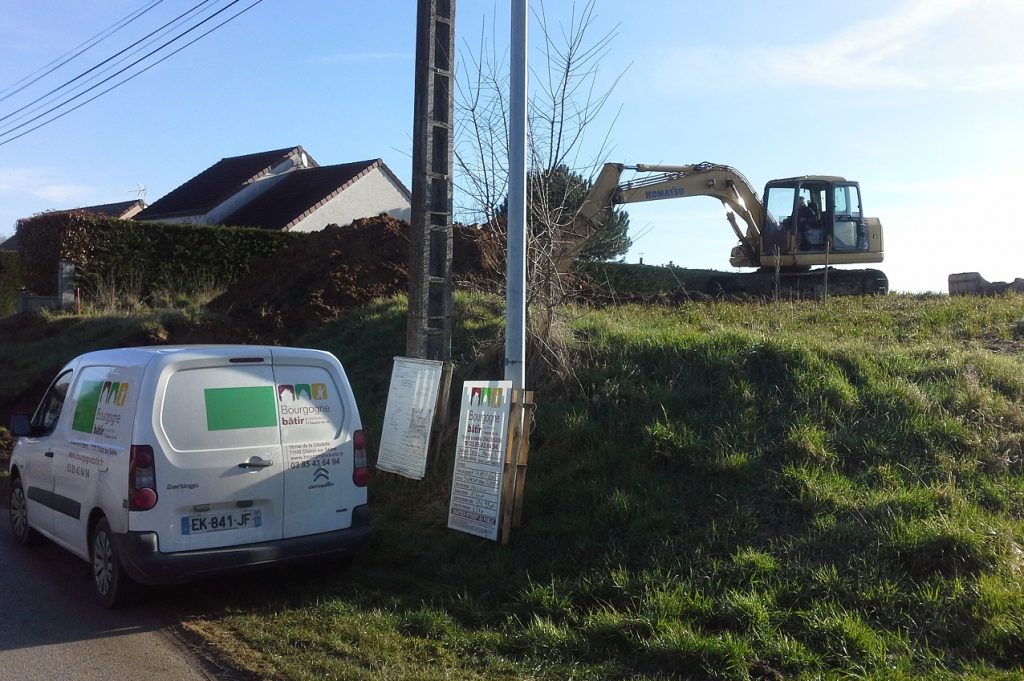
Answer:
[{"left": 8, "top": 346, "right": 371, "bottom": 607}]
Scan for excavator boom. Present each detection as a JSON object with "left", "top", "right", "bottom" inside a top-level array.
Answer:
[{"left": 578, "top": 162, "right": 765, "bottom": 266}]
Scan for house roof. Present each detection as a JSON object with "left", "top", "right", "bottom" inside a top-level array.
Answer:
[
  {"left": 71, "top": 199, "right": 147, "bottom": 218},
  {"left": 220, "top": 159, "right": 408, "bottom": 230},
  {"left": 135, "top": 146, "right": 316, "bottom": 220}
]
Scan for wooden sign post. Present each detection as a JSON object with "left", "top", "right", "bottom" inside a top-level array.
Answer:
[{"left": 500, "top": 389, "right": 534, "bottom": 544}]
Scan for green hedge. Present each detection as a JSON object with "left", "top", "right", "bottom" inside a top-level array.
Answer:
[
  {"left": 0, "top": 250, "right": 20, "bottom": 316},
  {"left": 16, "top": 211, "right": 304, "bottom": 297}
]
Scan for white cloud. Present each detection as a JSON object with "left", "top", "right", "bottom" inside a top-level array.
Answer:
[
  {"left": 0, "top": 166, "right": 94, "bottom": 203},
  {"left": 32, "top": 183, "right": 95, "bottom": 203},
  {"left": 0, "top": 166, "right": 96, "bottom": 235},
  {"left": 643, "top": 0, "right": 1024, "bottom": 94}
]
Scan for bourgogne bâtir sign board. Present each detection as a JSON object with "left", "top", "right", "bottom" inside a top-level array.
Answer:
[{"left": 447, "top": 380, "right": 513, "bottom": 541}]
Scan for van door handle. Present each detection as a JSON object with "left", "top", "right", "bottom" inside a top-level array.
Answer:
[
  {"left": 44, "top": 451, "right": 54, "bottom": 458},
  {"left": 238, "top": 456, "right": 274, "bottom": 469}
]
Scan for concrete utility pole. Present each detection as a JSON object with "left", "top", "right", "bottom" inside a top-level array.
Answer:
[
  {"left": 505, "top": 0, "right": 528, "bottom": 389},
  {"left": 408, "top": 0, "right": 455, "bottom": 360}
]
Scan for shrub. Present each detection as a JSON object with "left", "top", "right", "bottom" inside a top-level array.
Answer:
[
  {"left": 15, "top": 211, "right": 303, "bottom": 298},
  {"left": 0, "top": 250, "right": 19, "bottom": 316}
]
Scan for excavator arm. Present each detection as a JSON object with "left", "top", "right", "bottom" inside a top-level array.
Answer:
[{"left": 576, "top": 162, "right": 765, "bottom": 266}]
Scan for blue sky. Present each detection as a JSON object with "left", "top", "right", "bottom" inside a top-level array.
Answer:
[{"left": 1, "top": 0, "right": 1021, "bottom": 293}]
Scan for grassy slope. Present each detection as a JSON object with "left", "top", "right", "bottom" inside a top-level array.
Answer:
[
  {"left": 0, "top": 308, "right": 199, "bottom": 502},
  {"left": 3, "top": 294, "right": 1024, "bottom": 679},
  {"left": 207, "top": 294, "right": 1024, "bottom": 680}
]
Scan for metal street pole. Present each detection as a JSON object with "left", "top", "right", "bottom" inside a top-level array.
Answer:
[{"left": 505, "top": 0, "right": 527, "bottom": 389}]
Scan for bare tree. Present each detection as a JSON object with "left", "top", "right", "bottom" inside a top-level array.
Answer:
[{"left": 454, "top": 0, "right": 628, "bottom": 336}]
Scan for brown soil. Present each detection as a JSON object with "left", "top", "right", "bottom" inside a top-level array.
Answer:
[{"left": 208, "top": 215, "right": 503, "bottom": 341}]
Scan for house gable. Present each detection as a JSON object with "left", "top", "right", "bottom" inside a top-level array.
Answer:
[
  {"left": 290, "top": 164, "right": 412, "bottom": 232},
  {"left": 220, "top": 159, "right": 411, "bottom": 231}
]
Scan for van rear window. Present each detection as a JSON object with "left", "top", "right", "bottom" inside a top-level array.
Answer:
[{"left": 161, "top": 366, "right": 280, "bottom": 452}]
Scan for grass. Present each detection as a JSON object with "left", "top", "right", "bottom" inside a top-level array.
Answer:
[
  {"left": 196, "top": 293, "right": 1024, "bottom": 680},
  {"left": 3, "top": 292, "right": 1024, "bottom": 679}
]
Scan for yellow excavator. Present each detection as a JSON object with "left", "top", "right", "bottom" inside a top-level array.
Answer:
[{"left": 576, "top": 162, "right": 887, "bottom": 296}]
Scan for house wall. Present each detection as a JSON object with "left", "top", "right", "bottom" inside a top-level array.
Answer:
[{"left": 289, "top": 168, "right": 412, "bottom": 232}]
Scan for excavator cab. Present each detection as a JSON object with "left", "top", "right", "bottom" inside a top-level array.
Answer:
[{"left": 759, "top": 177, "right": 883, "bottom": 268}]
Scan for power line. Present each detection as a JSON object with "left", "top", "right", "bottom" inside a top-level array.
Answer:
[
  {"left": 0, "top": 0, "right": 266, "bottom": 148},
  {"left": 0, "top": 0, "right": 251, "bottom": 143},
  {"left": 0, "top": 0, "right": 220, "bottom": 131},
  {"left": 0, "top": 0, "right": 167, "bottom": 104},
  {"left": 0, "top": 0, "right": 219, "bottom": 127}
]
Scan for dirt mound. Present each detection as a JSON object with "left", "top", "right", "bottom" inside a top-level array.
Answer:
[{"left": 209, "top": 215, "right": 502, "bottom": 341}]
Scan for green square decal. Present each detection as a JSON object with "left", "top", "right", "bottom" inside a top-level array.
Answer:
[
  {"left": 72, "top": 380, "right": 103, "bottom": 433},
  {"left": 204, "top": 386, "right": 277, "bottom": 431}
]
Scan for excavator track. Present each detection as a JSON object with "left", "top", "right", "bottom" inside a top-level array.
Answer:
[{"left": 702, "top": 268, "right": 888, "bottom": 299}]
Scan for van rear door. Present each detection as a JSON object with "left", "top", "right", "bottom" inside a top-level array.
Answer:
[
  {"left": 151, "top": 356, "right": 285, "bottom": 552},
  {"left": 271, "top": 349, "right": 362, "bottom": 538}
]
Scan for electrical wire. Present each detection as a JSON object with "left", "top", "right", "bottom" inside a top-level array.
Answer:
[
  {"left": 0, "top": 1, "right": 220, "bottom": 131},
  {"left": 0, "top": 0, "right": 254, "bottom": 143},
  {"left": 0, "top": 0, "right": 167, "bottom": 104},
  {"left": 0, "top": 0, "right": 266, "bottom": 147},
  {"left": 0, "top": 0, "right": 219, "bottom": 127}
]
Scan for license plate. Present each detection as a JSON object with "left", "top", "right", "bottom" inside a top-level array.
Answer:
[{"left": 181, "top": 509, "right": 262, "bottom": 535}]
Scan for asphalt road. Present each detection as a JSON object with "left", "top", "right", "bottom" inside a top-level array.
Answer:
[{"left": 0, "top": 509, "right": 218, "bottom": 681}]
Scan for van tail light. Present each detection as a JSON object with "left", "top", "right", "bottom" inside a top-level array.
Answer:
[
  {"left": 352, "top": 429, "right": 370, "bottom": 487},
  {"left": 129, "top": 444, "right": 158, "bottom": 511}
]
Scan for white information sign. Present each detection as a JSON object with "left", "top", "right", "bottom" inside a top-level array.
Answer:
[
  {"left": 447, "top": 380, "right": 513, "bottom": 541},
  {"left": 376, "top": 357, "right": 444, "bottom": 480}
]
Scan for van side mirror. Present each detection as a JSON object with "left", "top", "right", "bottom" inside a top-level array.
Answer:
[{"left": 10, "top": 412, "right": 31, "bottom": 437}]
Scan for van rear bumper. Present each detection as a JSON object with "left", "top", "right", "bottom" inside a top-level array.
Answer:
[{"left": 112, "top": 505, "right": 372, "bottom": 585}]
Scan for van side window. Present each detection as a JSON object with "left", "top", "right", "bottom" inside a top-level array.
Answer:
[{"left": 31, "top": 371, "right": 73, "bottom": 435}]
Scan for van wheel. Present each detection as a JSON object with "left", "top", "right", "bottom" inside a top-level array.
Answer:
[
  {"left": 9, "top": 477, "right": 40, "bottom": 546},
  {"left": 91, "top": 518, "right": 131, "bottom": 609}
]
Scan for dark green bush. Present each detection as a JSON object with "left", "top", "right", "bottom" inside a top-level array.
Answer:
[
  {"left": 0, "top": 250, "right": 19, "bottom": 316},
  {"left": 15, "top": 211, "right": 303, "bottom": 297}
]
